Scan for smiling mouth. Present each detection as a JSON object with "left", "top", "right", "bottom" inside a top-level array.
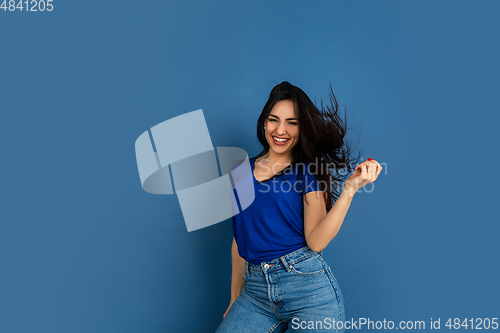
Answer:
[{"left": 272, "top": 136, "right": 290, "bottom": 144}]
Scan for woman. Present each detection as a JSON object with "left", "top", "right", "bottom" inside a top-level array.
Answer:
[{"left": 216, "top": 81, "right": 382, "bottom": 333}]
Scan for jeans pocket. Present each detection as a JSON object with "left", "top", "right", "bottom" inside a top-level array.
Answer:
[{"left": 289, "top": 254, "right": 325, "bottom": 276}]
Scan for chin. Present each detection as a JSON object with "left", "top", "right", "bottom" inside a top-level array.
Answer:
[{"left": 270, "top": 144, "right": 295, "bottom": 154}]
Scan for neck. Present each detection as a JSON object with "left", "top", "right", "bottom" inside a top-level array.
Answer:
[{"left": 262, "top": 150, "right": 294, "bottom": 165}]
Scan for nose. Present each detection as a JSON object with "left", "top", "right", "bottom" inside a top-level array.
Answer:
[{"left": 277, "top": 122, "right": 287, "bottom": 135}]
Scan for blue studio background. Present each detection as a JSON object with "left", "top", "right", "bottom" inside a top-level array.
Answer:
[{"left": 1, "top": 1, "right": 499, "bottom": 332}]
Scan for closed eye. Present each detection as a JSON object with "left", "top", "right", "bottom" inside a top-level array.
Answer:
[{"left": 268, "top": 118, "right": 298, "bottom": 126}]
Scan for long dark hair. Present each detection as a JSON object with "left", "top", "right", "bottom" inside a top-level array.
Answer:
[{"left": 252, "top": 81, "right": 362, "bottom": 210}]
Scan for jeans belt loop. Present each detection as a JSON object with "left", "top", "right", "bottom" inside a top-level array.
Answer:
[
  {"left": 244, "top": 261, "right": 250, "bottom": 277},
  {"left": 280, "top": 256, "right": 291, "bottom": 272}
]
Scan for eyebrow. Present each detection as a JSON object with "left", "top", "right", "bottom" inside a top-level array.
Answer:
[{"left": 268, "top": 114, "right": 298, "bottom": 121}]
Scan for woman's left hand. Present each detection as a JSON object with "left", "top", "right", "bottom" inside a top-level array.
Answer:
[{"left": 344, "top": 158, "right": 383, "bottom": 195}]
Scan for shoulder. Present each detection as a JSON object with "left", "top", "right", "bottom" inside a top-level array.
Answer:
[
  {"left": 294, "top": 161, "right": 320, "bottom": 186},
  {"left": 230, "top": 156, "right": 255, "bottom": 170},
  {"left": 293, "top": 161, "right": 313, "bottom": 176},
  {"left": 228, "top": 157, "right": 254, "bottom": 182}
]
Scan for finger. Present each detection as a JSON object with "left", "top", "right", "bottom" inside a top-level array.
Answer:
[
  {"left": 368, "top": 159, "right": 382, "bottom": 169},
  {"left": 367, "top": 164, "right": 376, "bottom": 178},
  {"left": 356, "top": 160, "right": 369, "bottom": 171},
  {"left": 360, "top": 164, "right": 368, "bottom": 178},
  {"left": 367, "top": 158, "right": 382, "bottom": 175}
]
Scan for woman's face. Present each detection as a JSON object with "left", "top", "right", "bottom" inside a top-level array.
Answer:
[{"left": 264, "top": 99, "right": 300, "bottom": 157}]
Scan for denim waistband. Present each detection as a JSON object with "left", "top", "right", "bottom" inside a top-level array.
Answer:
[{"left": 245, "top": 245, "right": 323, "bottom": 275}]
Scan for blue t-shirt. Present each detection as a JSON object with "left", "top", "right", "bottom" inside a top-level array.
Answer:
[{"left": 231, "top": 157, "right": 323, "bottom": 264}]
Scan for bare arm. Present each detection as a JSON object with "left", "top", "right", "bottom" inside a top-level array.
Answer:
[
  {"left": 222, "top": 237, "right": 246, "bottom": 318},
  {"left": 303, "top": 158, "right": 383, "bottom": 252},
  {"left": 304, "top": 189, "right": 354, "bottom": 252},
  {"left": 230, "top": 237, "right": 246, "bottom": 301}
]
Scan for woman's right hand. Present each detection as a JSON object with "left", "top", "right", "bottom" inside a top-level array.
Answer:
[
  {"left": 223, "top": 299, "right": 236, "bottom": 318},
  {"left": 344, "top": 157, "right": 382, "bottom": 195}
]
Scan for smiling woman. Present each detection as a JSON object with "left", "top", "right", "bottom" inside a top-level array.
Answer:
[
  {"left": 216, "top": 81, "right": 383, "bottom": 333},
  {"left": 265, "top": 100, "right": 299, "bottom": 149}
]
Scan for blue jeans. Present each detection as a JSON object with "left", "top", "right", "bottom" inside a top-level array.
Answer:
[{"left": 215, "top": 245, "right": 346, "bottom": 333}]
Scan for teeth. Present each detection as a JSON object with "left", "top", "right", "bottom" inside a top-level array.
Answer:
[{"left": 274, "top": 137, "right": 289, "bottom": 142}]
